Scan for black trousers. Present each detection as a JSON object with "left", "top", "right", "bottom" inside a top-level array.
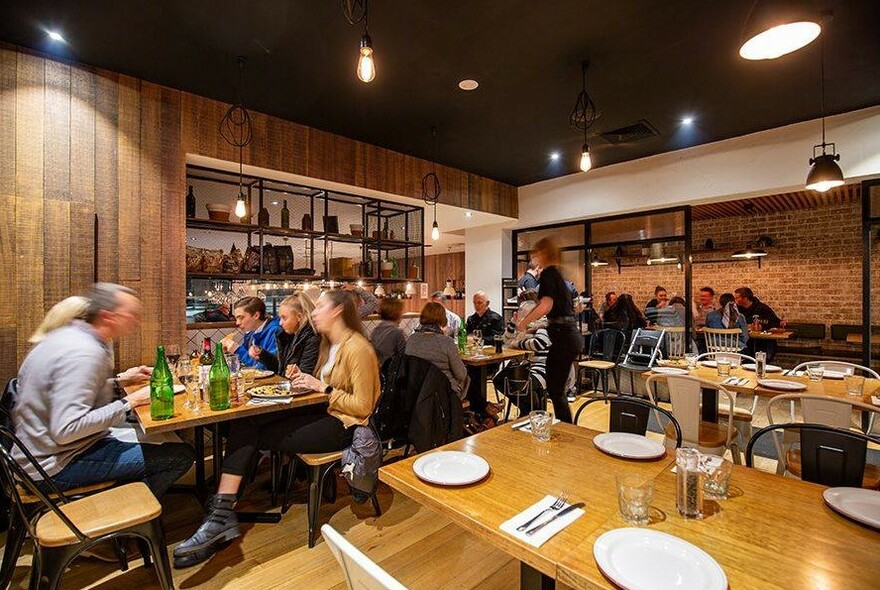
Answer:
[
  {"left": 223, "top": 406, "right": 353, "bottom": 476},
  {"left": 545, "top": 323, "right": 583, "bottom": 423}
]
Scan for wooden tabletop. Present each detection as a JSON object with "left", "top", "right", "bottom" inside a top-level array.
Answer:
[
  {"left": 748, "top": 329, "right": 794, "bottom": 340},
  {"left": 131, "top": 375, "right": 329, "bottom": 434},
  {"left": 557, "top": 463, "right": 880, "bottom": 590},
  {"left": 379, "top": 423, "right": 673, "bottom": 578},
  {"left": 460, "top": 346, "right": 531, "bottom": 367}
]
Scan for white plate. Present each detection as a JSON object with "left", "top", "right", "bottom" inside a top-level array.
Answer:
[
  {"left": 823, "top": 487, "right": 880, "bottom": 530},
  {"left": 741, "top": 363, "right": 782, "bottom": 373},
  {"left": 650, "top": 367, "right": 689, "bottom": 375},
  {"left": 594, "top": 528, "right": 727, "bottom": 590},
  {"left": 412, "top": 451, "right": 490, "bottom": 486},
  {"left": 247, "top": 381, "right": 313, "bottom": 399},
  {"left": 821, "top": 370, "right": 848, "bottom": 380},
  {"left": 593, "top": 432, "right": 666, "bottom": 460},
  {"left": 758, "top": 379, "right": 808, "bottom": 391},
  {"left": 699, "top": 360, "right": 717, "bottom": 368}
]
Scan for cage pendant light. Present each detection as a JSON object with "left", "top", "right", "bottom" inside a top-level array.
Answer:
[
  {"left": 422, "top": 127, "right": 442, "bottom": 241},
  {"left": 805, "top": 29, "right": 844, "bottom": 192},
  {"left": 571, "top": 61, "right": 597, "bottom": 173}
]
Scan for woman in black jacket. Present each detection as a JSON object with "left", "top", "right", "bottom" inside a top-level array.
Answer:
[{"left": 255, "top": 292, "right": 322, "bottom": 377}]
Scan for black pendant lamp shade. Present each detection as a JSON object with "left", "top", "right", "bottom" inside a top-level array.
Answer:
[{"left": 806, "top": 148, "right": 844, "bottom": 193}]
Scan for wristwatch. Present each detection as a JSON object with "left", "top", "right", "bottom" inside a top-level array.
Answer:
[
  {"left": 120, "top": 399, "right": 132, "bottom": 413},
  {"left": 323, "top": 383, "right": 333, "bottom": 394}
]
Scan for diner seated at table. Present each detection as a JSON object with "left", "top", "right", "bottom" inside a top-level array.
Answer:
[
  {"left": 465, "top": 291, "right": 504, "bottom": 339},
  {"left": 733, "top": 287, "right": 784, "bottom": 329},
  {"left": 406, "top": 302, "right": 467, "bottom": 397},
  {"left": 222, "top": 296, "right": 282, "bottom": 370},
  {"left": 493, "top": 297, "right": 551, "bottom": 414},
  {"left": 602, "top": 293, "right": 647, "bottom": 338},
  {"left": 371, "top": 298, "right": 407, "bottom": 367},
  {"left": 693, "top": 286, "right": 717, "bottom": 353},
  {"left": 255, "top": 292, "right": 321, "bottom": 377},
  {"left": 342, "top": 282, "right": 379, "bottom": 318},
  {"left": 654, "top": 296, "right": 686, "bottom": 327},
  {"left": 174, "top": 290, "right": 381, "bottom": 565},
  {"left": 598, "top": 291, "right": 617, "bottom": 317},
  {"left": 705, "top": 293, "right": 749, "bottom": 352},
  {"left": 644, "top": 285, "right": 669, "bottom": 324},
  {"left": 431, "top": 291, "right": 462, "bottom": 337},
  {"left": 12, "top": 283, "right": 195, "bottom": 499}
]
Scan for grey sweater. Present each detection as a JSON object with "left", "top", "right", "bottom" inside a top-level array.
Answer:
[
  {"left": 405, "top": 331, "right": 467, "bottom": 398},
  {"left": 13, "top": 322, "right": 127, "bottom": 478}
]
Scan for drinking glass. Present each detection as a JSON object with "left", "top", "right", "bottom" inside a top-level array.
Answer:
[
  {"left": 241, "top": 368, "right": 255, "bottom": 394},
  {"left": 225, "top": 355, "right": 241, "bottom": 404},
  {"left": 684, "top": 352, "right": 698, "bottom": 370},
  {"left": 528, "top": 410, "right": 552, "bottom": 442},
  {"left": 807, "top": 365, "right": 825, "bottom": 382},
  {"left": 164, "top": 344, "right": 181, "bottom": 371},
  {"left": 716, "top": 358, "right": 731, "bottom": 377},
  {"left": 616, "top": 474, "right": 654, "bottom": 525},
  {"left": 473, "top": 329, "right": 483, "bottom": 351},
  {"left": 844, "top": 374, "right": 865, "bottom": 397},
  {"left": 177, "top": 361, "right": 201, "bottom": 413},
  {"left": 701, "top": 455, "right": 733, "bottom": 500}
]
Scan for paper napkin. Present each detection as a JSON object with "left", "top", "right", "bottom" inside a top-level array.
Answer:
[{"left": 499, "top": 495, "right": 585, "bottom": 548}]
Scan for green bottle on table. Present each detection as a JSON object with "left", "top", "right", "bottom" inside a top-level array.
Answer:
[
  {"left": 458, "top": 320, "right": 468, "bottom": 353},
  {"left": 150, "top": 346, "right": 175, "bottom": 420},
  {"left": 208, "top": 343, "right": 231, "bottom": 411}
]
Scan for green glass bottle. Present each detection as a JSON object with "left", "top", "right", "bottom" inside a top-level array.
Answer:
[
  {"left": 208, "top": 343, "right": 231, "bottom": 411},
  {"left": 150, "top": 346, "right": 175, "bottom": 420},
  {"left": 458, "top": 319, "right": 468, "bottom": 353}
]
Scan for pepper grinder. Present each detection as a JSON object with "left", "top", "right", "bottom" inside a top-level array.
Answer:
[{"left": 676, "top": 448, "right": 703, "bottom": 518}]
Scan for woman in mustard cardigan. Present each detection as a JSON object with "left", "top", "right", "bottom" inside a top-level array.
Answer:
[{"left": 174, "top": 290, "right": 380, "bottom": 566}]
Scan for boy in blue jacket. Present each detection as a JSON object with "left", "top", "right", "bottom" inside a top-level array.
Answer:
[{"left": 222, "top": 296, "right": 281, "bottom": 370}]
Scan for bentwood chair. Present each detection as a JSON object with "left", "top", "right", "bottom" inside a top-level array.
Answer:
[
  {"left": 662, "top": 326, "right": 687, "bottom": 360},
  {"left": 747, "top": 423, "right": 880, "bottom": 489},
  {"left": 0, "top": 426, "right": 174, "bottom": 590},
  {"left": 766, "top": 394, "right": 880, "bottom": 488},
  {"left": 574, "top": 395, "right": 682, "bottom": 448},
  {"left": 645, "top": 374, "right": 738, "bottom": 462},
  {"left": 578, "top": 329, "right": 626, "bottom": 399},
  {"left": 790, "top": 361, "right": 880, "bottom": 379},
  {"left": 702, "top": 328, "right": 744, "bottom": 353},
  {"left": 321, "top": 524, "right": 407, "bottom": 590}
]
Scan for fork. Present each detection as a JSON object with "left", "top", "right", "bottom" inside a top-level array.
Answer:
[{"left": 516, "top": 493, "right": 568, "bottom": 532}]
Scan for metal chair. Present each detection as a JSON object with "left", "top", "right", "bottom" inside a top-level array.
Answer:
[
  {"left": 0, "top": 426, "right": 174, "bottom": 590},
  {"left": 746, "top": 423, "right": 880, "bottom": 489},
  {"left": 702, "top": 328, "right": 744, "bottom": 353},
  {"left": 577, "top": 329, "right": 626, "bottom": 398},
  {"left": 694, "top": 351, "right": 760, "bottom": 450},
  {"left": 321, "top": 524, "right": 407, "bottom": 590},
  {"left": 618, "top": 328, "right": 666, "bottom": 394},
  {"left": 499, "top": 362, "right": 537, "bottom": 423},
  {"left": 574, "top": 395, "right": 683, "bottom": 448},
  {"left": 790, "top": 361, "right": 880, "bottom": 379},
  {"left": 645, "top": 374, "right": 738, "bottom": 461}
]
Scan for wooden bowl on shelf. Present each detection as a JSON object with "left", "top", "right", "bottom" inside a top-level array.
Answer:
[{"left": 206, "top": 203, "right": 231, "bottom": 222}]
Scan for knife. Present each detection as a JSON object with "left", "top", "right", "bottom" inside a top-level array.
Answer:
[{"left": 525, "top": 502, "right": 585, "bottom": 536}]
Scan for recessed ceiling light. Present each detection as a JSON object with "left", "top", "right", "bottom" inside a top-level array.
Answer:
[
  {"left": 681, "top": 116, "right": 694, "bottom": 125},
  {"left": 47, "top": 30, "right": 65, "bottom": 43},
  {"left": 458, "top": 79, "right": 479, "bottom": 91},
  {"left": 465, "top": 211, "right": 474, "bottom": 218},
  {"left": 550, "top": 152, "right": 560, "bottom": 161}
]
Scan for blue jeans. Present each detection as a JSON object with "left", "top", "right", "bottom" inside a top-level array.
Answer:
[{"left": 48, "top": 437, "right": 195, "bottom": 498}]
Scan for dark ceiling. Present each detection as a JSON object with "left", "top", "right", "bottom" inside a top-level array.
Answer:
[{"left": 1, "top": 1, "right": 879, "bottom": 187}]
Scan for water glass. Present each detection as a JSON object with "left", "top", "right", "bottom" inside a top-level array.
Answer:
[
  {"left": 807, "top": 365, "right": 825, "bottom": 382},
  {"left": 701, "top": 455, "right": 733, "bottom": 500},
  {"left": 844, "top": 374, "right": 865, "bottom": 397},
  {"left": 528, "top": 410, "right": 552, "bottom": 442},
  {"left": 240, "top": 369, "right": 255, "bottom": 393},
  {"left": 684, "top": 353, "right": 698, "bottom": 370},
  {"left": 473, "top": 330, "right": 483, "bottom": 350},
  {"left": 616, "top": 474, "right": 654, "bottom": 525},
  {"left": 716, "top": 358, "right": 731, "bottom": 377}
]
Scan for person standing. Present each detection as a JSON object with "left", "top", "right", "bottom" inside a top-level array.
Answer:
[
  {"left": 516, "top": 238, "right": 582, "bottom": 423},
  {"left": 517, "top": 260, "right": 541, "bottom": 292},
  {"left": 222, "top": 296, "right": 282, "bottom": 370},
  {"left": 12, "top": 283, "right": 195, "bottom": 497},
  {"left": 466, "top": 291, "right": 504, "bottom": 339}
]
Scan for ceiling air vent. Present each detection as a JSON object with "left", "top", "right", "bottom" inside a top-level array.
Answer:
[{"left": 599, "top": 119, "right": 659, "bottom": 144}]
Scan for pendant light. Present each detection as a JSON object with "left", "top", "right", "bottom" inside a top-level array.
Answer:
[
  {"left": 570, "top": 61, "right": 598, "bottom": 173},
  {"left": 590, "top": 254, "right": 608, "bottom": 267},
  {"left": 739, "top": 0, "right": 821, "bottom": 60},
  {"left": 345, "top": 0, "right": 376, "bottom": 83},
  {"left": 731, "top": 245, "right": 769, "bottom": 259},
  {"left": 646, "top": 243, "right": 678, "bottom": 265},
  {"left": 422, "top": 127, "right": 442, "bottom": 241},
  {"left": 805, "top": 24, "right": 844, "bottom": 192},
  {"left": 219, "top": 57, "right": 253, "bottom": 221}
]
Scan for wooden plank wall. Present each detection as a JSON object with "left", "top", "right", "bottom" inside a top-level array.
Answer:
[{"left": 0, "top": 44, "right": 516, "bottom": 382}]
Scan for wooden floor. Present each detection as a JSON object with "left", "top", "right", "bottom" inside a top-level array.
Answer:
[{"left": 0, "top": 384, "right": 789, "bottom": 589}]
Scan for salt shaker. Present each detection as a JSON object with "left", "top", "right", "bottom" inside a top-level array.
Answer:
[
  {"left": 755, "top": 351, "right": 767, "bottom": 380},
  {"left": 676, "top": 448, "right": 703, "bottom": 518}
]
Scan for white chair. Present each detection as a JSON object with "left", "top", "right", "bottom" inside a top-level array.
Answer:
[
  {"left": 663, "top": 326, "right": 687, "bottom": 360},
  {"left": 766, "top": 394, "right": 880, "bottom": 488},
  {"left": 321, "top": 524, "right": 408, "bottom": 590},
  {"left": 702, "top": 328, "right": 743, "bottom": 353},
  {"left": 694, "top": 351, "right": 759, "bottom": 453},
  {"left": 791, "top": 361, "right": 880, "bottom": 379},
  {"left": 645, "top": 374, "right": 738, "bottom": 462}
]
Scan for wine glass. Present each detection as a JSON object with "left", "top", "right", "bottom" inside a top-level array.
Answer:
[
  {"left": 165, "top": 344, "right": 181, "bottom": 372},
  {"left": 177, "top": 361, "right": 201, "bottom": 413},
  {"left": 473, "top": 329, "right": 483, "bottom": 351}
]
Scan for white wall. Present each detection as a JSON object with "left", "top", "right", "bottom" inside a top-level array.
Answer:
[
  {"left": 518, "top": 104, "right": 880, "bottom": 226},
  {"left": 464, "top": 221, "right": 517, "bottom": 317}
]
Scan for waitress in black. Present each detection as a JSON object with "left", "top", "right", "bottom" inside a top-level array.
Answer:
[{"left": 516, "top": 237, "right": 582, "bottom": 423}]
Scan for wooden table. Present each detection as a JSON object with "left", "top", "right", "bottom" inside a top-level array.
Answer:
[
  {"left": 748, "top": 329, "right": 794, "bottom": 340},
  {"left": 557, "top": 463, "right": 880, "bottom": 590},
  {"left": 380, "top": 423, "right": 674, "bottom": 589},
  {"left": 846, "top": 332, "right": 880, "bottom": 345},
  {"left": 461, "top": 346, "right": 531, "bottom": 412}
]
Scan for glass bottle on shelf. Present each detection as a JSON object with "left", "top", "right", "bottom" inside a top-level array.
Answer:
[
  {"left": 281, "top": 200, "right": 290, "bottom": 228},
  {"left": 186, "top": 185, "right": 196, "bottom": 219},
  {"left": 208, "top": 343, "right": 231, "bottom": 411},
  {"left": 301, "top": 213, "right": 313, "bottom": 230},
  {"left": 150, "top": 346, "right": 175, "bottom": 420},
  {"left": 258, "top": 204, "right": 270, "bottom": 227}
]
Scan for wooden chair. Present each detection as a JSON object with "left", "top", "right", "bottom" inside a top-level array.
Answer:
[
  {"left": 0, "top": 426, "right": 173, "bottom": 590},
  {"left": 790, "top": 361, "right": 880, "bottom": 379},
  {"left": 321, "top": 524, "right": 407, "bottom": 590},
  {"left": 578, "top": 329, "right": 626, "bottom": 398},
  {"left": 645, "top": 374, "right": 738, "bottom": 461},
  {"left": 702, "top": 328, "right": 744, "bottom": 353},
  {"left": 747, "top": 423, "right": 880, "bottom": 489},
  {"left": 766, "top": 394, "right": 880, "bottom": 488},
  {"left": 574, "top": 395, "right": 683, "bottom": 448},
  {"left": 662, "top": 326, "right": 687, "bottom": 360}
]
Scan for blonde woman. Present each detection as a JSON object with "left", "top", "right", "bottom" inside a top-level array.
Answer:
[
  {"left": 253, "top": 292, "right": 321, "bottom": 377},
  {"left": 28, "top": 296, "right": 89, "bottom": 343}
]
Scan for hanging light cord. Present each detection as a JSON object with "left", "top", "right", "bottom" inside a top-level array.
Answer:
[
  {"left": 570, "top": 61, "right": 598, "bottom": 134},
  {"left": 422, "top": 126, "right": 441, "bottom": 205},
  {"left": 219, "top": 57, "right": 253, "bottom": 201},
  {"left": 819, "top": 32, "right": 826, "bottom": 147},
  {"left": 342, "top": 0, "right": 367, "bottom": 26}
]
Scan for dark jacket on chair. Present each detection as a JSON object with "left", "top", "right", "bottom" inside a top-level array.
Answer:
[
  {"left": 373, "top": 354, "right": 463, "bottom": 453},
  {"left": 258, "top": 323, "right": 321, "bottom": 376}
]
